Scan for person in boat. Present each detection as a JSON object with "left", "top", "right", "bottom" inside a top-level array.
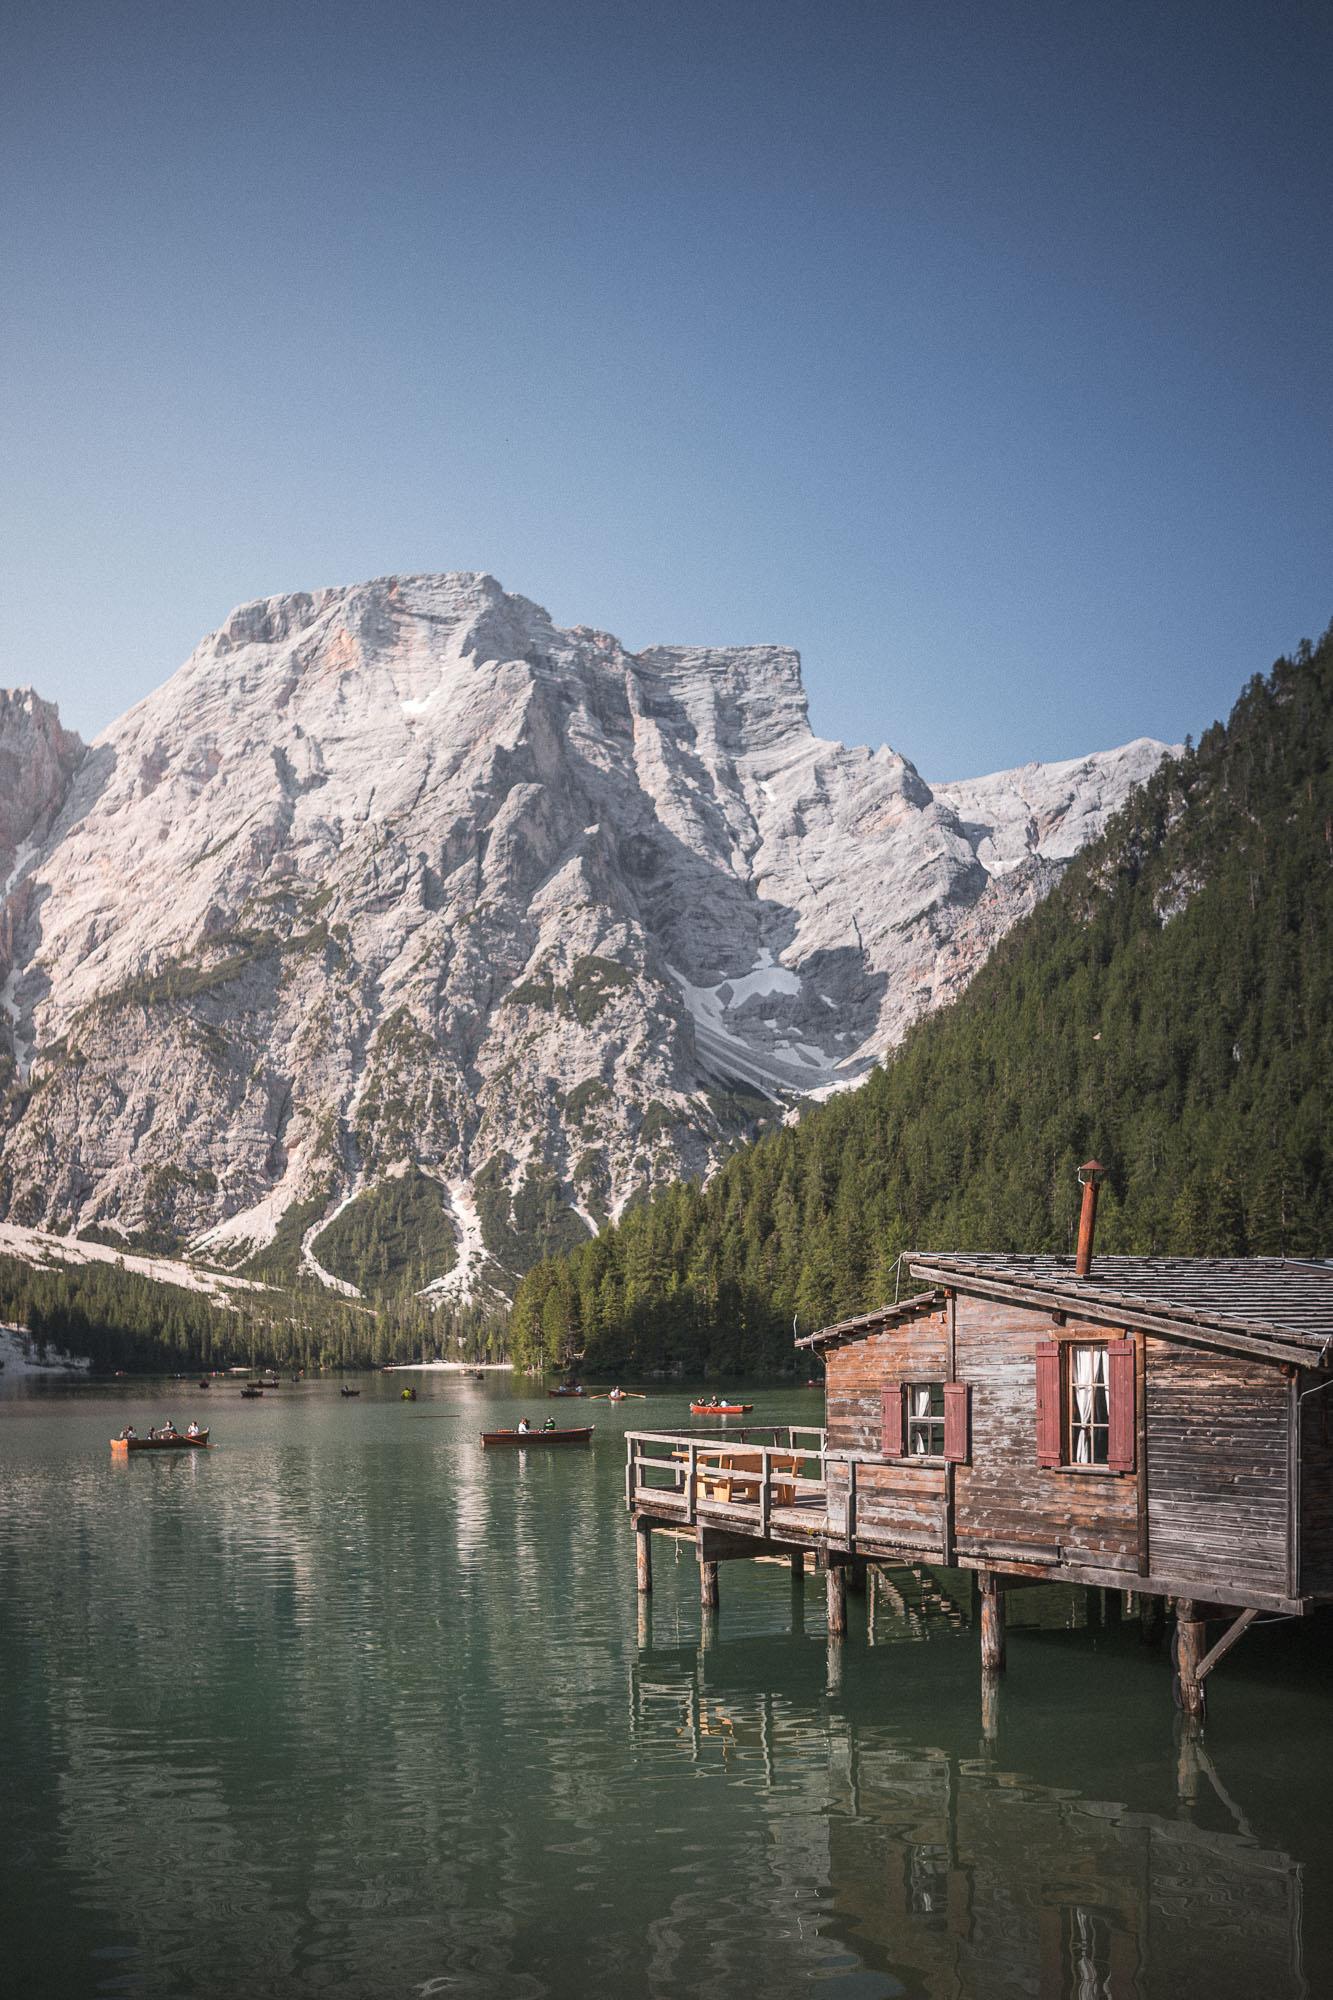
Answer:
[
  {"left": 517, "top": 1417, "right": 531, "bottom": 1434},
  {"left": 543, "top": 1415, "right": 556, "bottom": 1430},
  {"left": 185, "top": 1420, "right": 201, "bottom": 1438},
  {"left": 119, "top": 1425, "right": 137, "bottom": 1441}
]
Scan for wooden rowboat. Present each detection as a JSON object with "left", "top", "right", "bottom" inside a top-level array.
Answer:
[
  {"left": 481, "top": 1427, "right": 593, "bottom": 1448},
  {"left": 689, "top": 1402, "right": 753, "bottom": 1416},
  {"left": 111, "top": 1431, "right": 209, "bottom": 1454},
  {"left": 547, "top": 1385, "right": 586, "bottom": 1397},
  {"left": 240, "top": 1386, "right": 263, "bottom": 1398}
]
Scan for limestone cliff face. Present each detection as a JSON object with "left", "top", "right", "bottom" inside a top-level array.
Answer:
[
  {"left": 0, "top": 574, "right": 1168, "bottom": 1297},
  {"left": 1, "top": 691, "right": 85, "bottom": 1091}
]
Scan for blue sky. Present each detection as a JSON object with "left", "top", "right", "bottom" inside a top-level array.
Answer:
[{"left": 2, "top": 0, "right": 1329, "bottom": 778}]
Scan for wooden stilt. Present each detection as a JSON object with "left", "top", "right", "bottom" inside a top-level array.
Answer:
[
  {"left": 790, "top": 1551, "right": 805, "bottom": 1586},
  {"left": 636, "top": 1524, "right": 652, "bottom": 1596},
  {"left": 700, "top": 1558, "right": 719, "bottom": 1610},
  {"left": 979, "top": 1571, "right": 1006, "bottom": 1673},
  {"left": 636, "top": 1595, "right": 651, "bottom": 1649},
  {"left": 1140, "top": 1593, "right": 1165, "bottom": 1646},
  {"left": 827, "top": 1562, "right": 847, "bottom": 1638},
  {"left": 1174, "top": 1598, "right": 1207, "bottom": 1719},
  {"left": 846, "top": 1559, "right": 867, "bottom": 1595}
]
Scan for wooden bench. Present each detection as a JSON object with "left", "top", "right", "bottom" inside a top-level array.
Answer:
[{"left": 697, "top": 1451, "right": 804, "bottom": 1507}]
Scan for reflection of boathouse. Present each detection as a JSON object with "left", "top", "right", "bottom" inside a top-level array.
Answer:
[
  {"left": 628, "top": 1632, "right": 1310, "bottom": 2000},
  {"left": 626, "top": 1169, "right": 1333, "bottom": 1712}
]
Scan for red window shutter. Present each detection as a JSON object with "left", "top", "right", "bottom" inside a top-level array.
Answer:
[
  {"left": 1106, "top": 1341, "right": 1136, "bottom": 1471},
  {"left": 943, "top": 1382, "right": 971, "bottom": 1463},
  {"left": 881, "top": 1385, "right": 904, "bottom": 1457},
  {"left": 1035, "top": 1341, "right": 1062, "bottom": 1466}
]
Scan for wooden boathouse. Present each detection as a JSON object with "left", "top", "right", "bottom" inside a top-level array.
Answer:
[{"left": 626, "top": 1171, "right": 1333, "bottom": 1715}]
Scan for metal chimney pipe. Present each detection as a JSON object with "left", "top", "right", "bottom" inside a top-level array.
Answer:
[{"left": 1075, "top": 1160, "right": 1105, "bottom": 1277}]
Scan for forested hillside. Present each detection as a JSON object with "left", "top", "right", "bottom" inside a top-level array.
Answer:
[
  {"left": 511, "top": 628, "right": 1333, "bottom": 1377},
  {"left": 0, "top": 1253, "right": 505, "bottom": 1374}
]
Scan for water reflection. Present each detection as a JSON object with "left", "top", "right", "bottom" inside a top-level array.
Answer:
[{"left": 2, "top": 1379, "right": 1329, "bottom": 1998}]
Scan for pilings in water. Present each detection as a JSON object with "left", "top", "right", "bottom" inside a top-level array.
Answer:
[
  {"left": 826, "top": 1561, "right": 848, "bottom": 1637},
  {"left": 628, "top": 1516, "right": 1258, "bottom": 1725},
  {"left": 1175, "top": 1598, "right": 1209, "bottom": 1720},
  {"left": 979, "top": 1571, "right": 1006, "bottom": 1674}
]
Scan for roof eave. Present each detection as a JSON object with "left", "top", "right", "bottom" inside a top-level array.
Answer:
[
  {"left": 797, "top": 1289, "right": 944, "bottom": 1350},
  {"left": 907, "top": 1256, "right": 1326, "bottom": 1369}
]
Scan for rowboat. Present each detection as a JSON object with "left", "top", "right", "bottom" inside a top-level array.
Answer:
[
  {"left": 689, "top": 1401, "right": 753, "bottom": 1416},
  {"left": 111, "top": 1430, "right": 209, "bottom": 1454},
  {"left": 481, "top": 1427, "right": 593, "bottom": 1448},
  {"left": 240, "top": 1386, "right": 263, "bottom": 1399},
  {"left": 401, "top": 1387, "right": 417, "bottom": 1401},
  {"left": 340, "top": 1385, "right": 360, "bottom": 1397},
  {"left": 547, "top": 1385, "right": 586, "bottom": 1398}
]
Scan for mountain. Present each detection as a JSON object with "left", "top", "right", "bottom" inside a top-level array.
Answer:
[
  {"left": 0, "top": 572, "right": 1166, "bottom": 1302},
  {"left": 509, "top": 626, "right": 1333, "bottom": 1376}
]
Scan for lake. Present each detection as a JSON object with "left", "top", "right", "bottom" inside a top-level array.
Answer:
[{"left": 3, "top": 1372, "right": 1332, "bottom": 1998}]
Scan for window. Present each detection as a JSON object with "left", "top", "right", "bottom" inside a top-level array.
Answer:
[
  {"left": 1069, "top": 1346, "right": 1110, "bottom": 1464},
  {"left": 907, "top": 1383, "right": 946, "bottom": 1457},
  {"left": 1035, "top": 1338, "right": 1135, "bottom": 1471},
  {"left": 884, "top": 1381, "right": 971, "bottom": 1462}
]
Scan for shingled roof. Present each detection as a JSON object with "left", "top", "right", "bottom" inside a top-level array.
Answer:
[{"left": 906, "top": 1254, "right": 1333, "bottom": 1368}]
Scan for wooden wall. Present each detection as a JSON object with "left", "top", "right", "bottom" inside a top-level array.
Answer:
[
  {"left": 953, "top": 1300, "right": 1138, "bottom": 1575},
  {"left": 1299, "top": 1372, "right": 1333, "bottom": 1593},
  {"left": 826, "top": 1313, "right": 950, "bottom": 1555},
  {"left": 822, "top": 1293, "right": 1301, "bottom": 1602},
  {"left": 1145, "top": 1340, "right": 1289, "bottom": 1597}
]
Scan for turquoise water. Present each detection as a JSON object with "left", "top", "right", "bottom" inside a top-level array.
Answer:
[{"left": 3, "top": 1372, "right": 1332, "bottom": 1998}]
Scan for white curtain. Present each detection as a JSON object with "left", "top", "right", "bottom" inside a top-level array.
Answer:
[
  {"left": 1072, "top": 1348, "right": 1107, "bottom": 1462},
  {"left": 911, "top": 1385, "right": 932, "bottom": 1453}
]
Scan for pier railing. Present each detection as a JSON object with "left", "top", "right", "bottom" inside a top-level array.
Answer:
[{"left": 625, "top": 1426, "right": 828, "bottom": 1535}]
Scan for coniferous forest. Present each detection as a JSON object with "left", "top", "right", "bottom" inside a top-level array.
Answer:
[
  {"left": 0, "top": 1252, "right": 506, "bottom": 1375},
  {"left": 509, "top": 626, "right": 1332, "bottom": 1377}
]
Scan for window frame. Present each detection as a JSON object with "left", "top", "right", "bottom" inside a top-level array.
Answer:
[
  {"left": 905, "top": 1380, "right": 947, "bottom": 1460},
  {"left": 1036, "top": 1334, "right": 1135, "bottom": 1474},
  {"left": 1066, "top": 1343, "right": 1111, "bottom": 1467}
]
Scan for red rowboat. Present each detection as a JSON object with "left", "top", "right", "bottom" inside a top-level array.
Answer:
[
  {"left": 690, "top": 1401, "right": 753, "bottom": 1416},
  {"left": 111, "top": 1430, "right": 209, "bottom": 1454},
  {"left": 481, "top": 1427, "right": 593, "bottom": 1448},
  {"left": 547, "top": 1385, "right": 586, "bottom": 1397}
]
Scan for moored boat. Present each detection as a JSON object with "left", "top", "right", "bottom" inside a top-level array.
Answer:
[
  {"left": 111, "top": 1430, "right": 209, "bottom": 1454},
  {"left": 481, "top": 1427, "right": 593, "bottom": 1448},
  {"left": 689, "top": 1401, "right": 753, "bottom": 1416}
]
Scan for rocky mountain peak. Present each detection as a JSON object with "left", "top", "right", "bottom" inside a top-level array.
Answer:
[{"left": 0, "top": 575, "right": 1171, "bottom": 1302}]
